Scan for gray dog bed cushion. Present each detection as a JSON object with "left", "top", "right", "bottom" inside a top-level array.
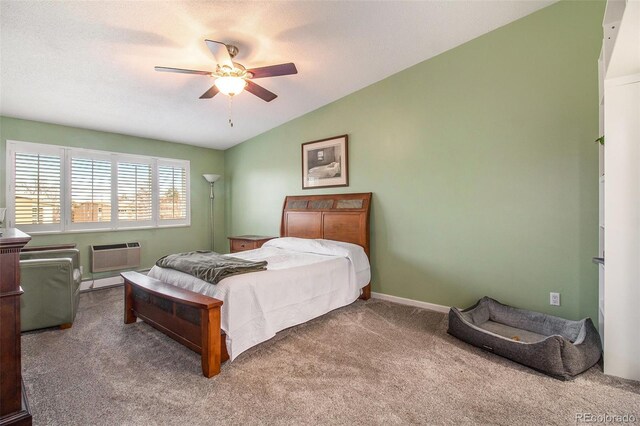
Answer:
[{"left": 448, "top": 297, "right": 602, "bottom": 379}]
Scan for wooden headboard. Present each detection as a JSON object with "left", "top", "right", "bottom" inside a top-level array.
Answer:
[{"left": 280, "top": 193, "right": 372, "bottom": 256}]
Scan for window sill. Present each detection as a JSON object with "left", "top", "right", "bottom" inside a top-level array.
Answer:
[{"left": 21, "top": 223, "right": 191, "bottom": 236}]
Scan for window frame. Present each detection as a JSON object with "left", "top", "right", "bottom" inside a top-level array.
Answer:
[{"left": 6, "top": 140, "right": 191, "bottom": 234}]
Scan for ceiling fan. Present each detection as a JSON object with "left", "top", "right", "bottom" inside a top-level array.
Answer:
[{"left": 155, "top": 40, "right": 297, "bottom": 103}]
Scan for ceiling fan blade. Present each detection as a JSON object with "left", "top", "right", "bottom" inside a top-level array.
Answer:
[
  {"left": 245, "top": 80, "right": 277, "bottom": 102},
  {"left": 199, "top": 85, "right": 220, "bottom": 99},
  {"left": 154, "top": 66, "right": 211, "bottom": 75},
  {"left": 204, "top": 39, "right": 233, "bottom": 68},
  {"left": 247, "top": 63, "right": 298, "bottom": 79}
]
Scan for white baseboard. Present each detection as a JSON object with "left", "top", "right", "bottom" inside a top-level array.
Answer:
[
  {"left": 79, "top": 276, "right": 450, "bottom": 313},
  {"left": 93, "top": 276, "right": 124, "bottom": 289},
  {"left": 371, "top": 292, "right": 450, "bottom": 313},
  {"left": 80, "top": 276, "right": 124, "bottom": 292},
  {"left": 80, "top": 269, "right": 150, "bottom": 292}
]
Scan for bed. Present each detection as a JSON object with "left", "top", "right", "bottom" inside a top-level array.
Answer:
[{"left": 121, "top": 193, "right": 372, "bottom": 377}]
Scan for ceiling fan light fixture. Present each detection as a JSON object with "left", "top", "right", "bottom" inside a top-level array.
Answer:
[{"left": 214, "top": 76, "right": 247, "bottom": 96}]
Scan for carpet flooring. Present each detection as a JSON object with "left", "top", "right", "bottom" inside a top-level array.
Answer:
[{"left": 22, "top": 287, "right": 640, "bottom": 425}]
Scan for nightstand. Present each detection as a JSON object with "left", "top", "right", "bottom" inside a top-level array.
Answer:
[{"left": 228, "top": 235, "right": 275, "bottom": 253}]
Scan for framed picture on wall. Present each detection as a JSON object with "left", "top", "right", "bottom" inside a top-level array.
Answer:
[{"left": 301, "top": 135, "right": 349, "bottom": 189}]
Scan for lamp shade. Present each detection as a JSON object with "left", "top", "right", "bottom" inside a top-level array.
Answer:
[
  {"left": 214, "top": 76, "right": 246, "bottom": 96},
  {"left": 203, "top": 174, "right": 221, "bottom": 183}
]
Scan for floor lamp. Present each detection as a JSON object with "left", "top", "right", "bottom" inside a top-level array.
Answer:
[{"left": 203, "top": 174, "right": 221, "bottom": 251}]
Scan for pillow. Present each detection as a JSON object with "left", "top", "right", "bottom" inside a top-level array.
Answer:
[{"left": 263, "top": 237, "right": 369, "bottom": 273}]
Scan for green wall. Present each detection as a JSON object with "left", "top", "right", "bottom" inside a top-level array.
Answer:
[
  {"left": 0, "top": 116, "right": 226, "bottom": 279},
  {"left": 225, "top": 1, "right": 604, "bottom": 323}
]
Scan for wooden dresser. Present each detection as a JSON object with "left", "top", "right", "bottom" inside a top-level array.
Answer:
[
  {"left": 228, "top": 235, "right": 275, "bottom": 253},
  {"left": 0, "top": 228, "right": 32, "bottom": 426}
]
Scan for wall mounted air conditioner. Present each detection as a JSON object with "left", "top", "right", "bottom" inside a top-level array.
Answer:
[{"left": 91, "top": 242, "right": 141, "bottom": 273}]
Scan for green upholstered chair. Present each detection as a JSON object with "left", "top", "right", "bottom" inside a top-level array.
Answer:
[{"left": 19, "top": 249, "right": 82, "bottom": 331}]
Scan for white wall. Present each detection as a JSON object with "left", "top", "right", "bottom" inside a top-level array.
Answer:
[
  {"left": 603, "top": 76, "right": 640, "bottom": 380},
  {"left": 601, "top": 0, "right": 640, "bottom": 382}
]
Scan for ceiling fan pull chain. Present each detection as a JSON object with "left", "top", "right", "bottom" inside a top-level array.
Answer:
[{"left": 228, "top": 96, "right": 234, "bottom": 128}]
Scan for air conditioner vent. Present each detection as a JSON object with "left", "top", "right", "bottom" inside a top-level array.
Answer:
[
  {"left": 91, "top": 242, "right": 141, "bottom": 272},
  {"left": 93, "top": 243, "right": 128, "bottom": 251}
]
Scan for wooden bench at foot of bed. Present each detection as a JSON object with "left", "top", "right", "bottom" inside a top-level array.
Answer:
[{"left": 122, "top": 271, "right": 229, "bottom": 378}]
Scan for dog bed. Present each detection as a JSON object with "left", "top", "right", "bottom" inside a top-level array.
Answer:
[{"left": 448, "top": 297, "right": 602, "bottom": 379}]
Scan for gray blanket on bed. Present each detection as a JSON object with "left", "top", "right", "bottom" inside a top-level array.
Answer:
[{"left": 155, "top": 251, "right": 268, "bottom": 284}]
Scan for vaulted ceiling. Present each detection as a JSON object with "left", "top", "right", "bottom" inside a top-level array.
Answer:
[{"left": 0, "top": 1, "right": 554, "bottom": 150}]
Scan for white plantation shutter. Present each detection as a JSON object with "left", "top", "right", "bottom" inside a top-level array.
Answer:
[
  {"left": 70, "top": 157, "right": 112, "bottom": 225},
  {"left": 7, "top": 141, "right": 190, "bottom": 232},
  {"left": 117, "top": 161, "right": 153, "bottom": 224},
  {"left": 158, "top": 164, "right": 188, "bottom": 221},
  {"left": 13, "top": 151, "right": 62, "bottom": 229}
]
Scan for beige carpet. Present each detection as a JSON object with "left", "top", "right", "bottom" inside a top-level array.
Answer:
[{"left": 22, "top": 287, "right": 640, "bottom": 425}]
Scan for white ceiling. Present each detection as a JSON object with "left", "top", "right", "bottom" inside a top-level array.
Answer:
[{"left": 0, "top": 1, "right": 554, "bottom": 150}]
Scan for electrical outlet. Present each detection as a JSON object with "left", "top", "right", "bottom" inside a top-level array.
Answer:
[{"left": 550, "top": 292, "right": 560, "bottom": 306}]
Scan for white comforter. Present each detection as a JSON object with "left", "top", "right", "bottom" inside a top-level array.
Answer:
[{"left": 147, "top": 238, "right": 370, "bottom": 360}]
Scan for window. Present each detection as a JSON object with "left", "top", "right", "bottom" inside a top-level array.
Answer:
[
  {"left": 70, "top": 155, "right": 112, "bottom": 228},
  {"left": 117, "top": 161, "right": 153, "bottom": 224},
  {"left": 158, "top": 162, "right": 188, "bottom": 222},
  {"left": 6, "top": 141, "right": 190, "bottom": 233},
  {"left": 13, "top": 146, "right": 63, "bottom": 232}
]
